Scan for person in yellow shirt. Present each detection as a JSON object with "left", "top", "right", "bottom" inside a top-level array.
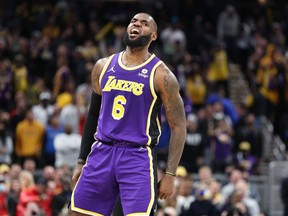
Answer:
[
  {"left": 15, "top": 106, "right": 45, "bottom": 167},
  {"left": 208, "top": 41, "right": 230, "bottom": 98},
  {"left": 256, "top": 43, "right": 285, "bottom": 121},
  {"left": 12, "top": 54, "right": 28, "bottom": 93},
  {"left": 185, "top": 68, "right": 207, "bottom": 113}
]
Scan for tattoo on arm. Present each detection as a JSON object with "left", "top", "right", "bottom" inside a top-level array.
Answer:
[
  {"left": 160, "top": 66, "right": 186, "bottom": 174},
  {"left": 162, "top": 69, "right": 183, "bottom": 127}
]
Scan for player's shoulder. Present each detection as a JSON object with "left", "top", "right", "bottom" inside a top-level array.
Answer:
[
  {"left": 154, "top": 60, "right": 179, "bottom": 93},
  {"left": 95, "top": 56, "right": 110, "bottom": 68},
  {"left": 155, "top": 61, "right": 174, "bottom": 77},
  {"left": 93, "top": 54, "right": 115, "bottom": 74}
]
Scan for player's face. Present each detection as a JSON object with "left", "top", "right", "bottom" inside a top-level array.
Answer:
[
  {"left": 123, "top": 32, "right": 151, "bottom": 48},
  {"left": 123, "top": 13, "right": 157, "bottom": 48}
]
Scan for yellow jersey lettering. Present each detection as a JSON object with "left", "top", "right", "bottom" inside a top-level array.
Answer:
[
  {"left": 103, "top": 76, "right": 145, "bottom": 96},
  {"left": 132, "top": 83, "right": 144, "bottom": 96},
  {"left": 103, "top": 76, "right": 116, "bottom": 91},
  {"left": 115, "top": 80, "right": 126, "bottom": 90}
]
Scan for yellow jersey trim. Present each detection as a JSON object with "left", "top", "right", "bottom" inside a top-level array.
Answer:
[
  {"left": 118, "top": 51, "right": 156, "bottom": 71},
  {"left": 99, "top": 54, "right": 115, "bottom": 87},
  {"left": 146, "top": 61, "right": 162, "bottom": 146}
]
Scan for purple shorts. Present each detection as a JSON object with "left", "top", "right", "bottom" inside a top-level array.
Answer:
[{"left": 71, "top": 141, "right": 157, "bottom": 216}]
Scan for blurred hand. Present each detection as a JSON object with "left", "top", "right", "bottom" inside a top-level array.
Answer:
[
  {"left": 71, "top": 164, "right": 84, "bottom": 189},
  {"left": 158, "top": 174, "right": 175, "bottom": 199}
]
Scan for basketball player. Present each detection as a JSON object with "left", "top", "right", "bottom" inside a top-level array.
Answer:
[{"left": 70, "top": 12, "right": 186, "bottom": 216}]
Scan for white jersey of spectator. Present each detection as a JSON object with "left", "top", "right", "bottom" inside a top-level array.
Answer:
[
  {"left": 160, "top": 17, "right": 186, "bottom": 56},
  {"left": 54, "top": 125, "right": 81, "bottom": 169},
  {"left": 32, "top": 91, "right": 55, "bottom": 127},
  {"left": 217, "top": 5, "right": 240, "bottom": 39},
  {"left": 59, "top": 103, "right": 80, "bottom": 134},
  {"left": 0, "top": 132, "right": 13, "bottom": 164}
]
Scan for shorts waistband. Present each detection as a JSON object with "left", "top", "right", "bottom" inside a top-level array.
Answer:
[{"left": 97, "top": 139, "right": 146, "bottom": 148}]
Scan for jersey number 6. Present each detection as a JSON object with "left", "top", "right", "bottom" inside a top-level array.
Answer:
[{"left": 112, "top": 95, "right": 127, "bottom": 120}]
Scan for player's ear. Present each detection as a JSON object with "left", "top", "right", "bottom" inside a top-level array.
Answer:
[{"left": 151, "top": 32, "right": 157, "bottom": 41}]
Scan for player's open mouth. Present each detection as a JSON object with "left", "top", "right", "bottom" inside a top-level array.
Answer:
[{"left": 130, "top": 28, "right": 140, "bottom": 38}]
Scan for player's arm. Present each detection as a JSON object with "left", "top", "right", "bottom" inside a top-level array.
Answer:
[
  {"left": 77, "top": 57, "right": 107, "bottom": 162},
  {"left": 72, "top": 57, "right": 107, "bottom": 187},
  {"left": 154, "top": 63, "right": 186, "bottom": 199}
]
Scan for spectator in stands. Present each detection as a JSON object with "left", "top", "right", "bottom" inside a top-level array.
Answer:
[
  {"left": 221, "top": 168, "right": 244, "bottom": 201},
  {"left": 209, "top": 112, "right": 233, "bottom": 173},
  {"left": 207, "top": 40, "right": 230, "bottom": 98},
  {"left": 59, "top": 94, "right": 84, "bottom": 134},
  {"left": 175, "top": 174, "right": 195, "bottom": 215},
  {"left": 22, "top": 158, "right": 39, "bottom": 181},
  {"left": 55, "top": 78, "right": 75, "bottom": 110},
  {"left": 0, "top": 173, "right": 9, "bottom": 216},
  {"left": 256, "top": 43, "right": 285, "bottom": 122},
  {"left": 8, "top": 164, "right": 21, "bottom": 181},
  {"left": 15, "top": 107, "right": 44, "bottom": 167},
  {"left": 0, "top": 117, "right": 13, "bottom": 165},
  {"left": 194, "top": 165, "right": 214, "bottom": 189},
  {"left": 208, "top": 179, "right": 226, "bottom": 214},
  {"left": 0, "top": 59, "right": 13, "bottom": 111},
  {"left": 51, "top": 174, "right": 72, "bottom": 216},
  {"left": 43, "top": 113, "right": 64, "bottom": 167},
  {"left": 160, "top": 16, "right": 187, "bottom": 63},
  {"left": 16, "top": 170, "right": 41, "bottom": 216},
  {"left": 184, "top": 183, "right": 217, "bottom": 216},
  {"left": 217, "top": 5, "right": 240, "bottom": 63},
  {"left": 222, "top": 179, "right": 261, "bottom": 216},
  {"left": 32, "top": 90, "right": 55, "bottom": 127},
  {"left": 6, "top": 178, "right": 20, "bottom": 216},
  {"left": 185, "top": 61, "right": 207, "bottom": 113},
  {"left": 25, "top": 78, "right": 47, "bottom": 108},
  {"left": 234, "top": 141, "right": 257, "bottom": 174},
  {"left": 54, "top": 123, "right": 81, "bottom": 170},
  {"left": 42, "top": 17, "right": 61, "bottom": 41},
  {"left": 180, "top": 114, "right": 206, "bottom": 173},
  {"left": 9, "top": 91, "right": 27, "bottom": 136},
  {"left": 36, "top": 178, "right": 53, "bottom": 216},
  {"left": 233, "top": 113, "right": 263, "bottom": 169},
  {"left": 12, "top": 54, "right": 28, "bottom": 93},
  {"left": 41, "top": 166, "right": 55, "bottom": 192}
]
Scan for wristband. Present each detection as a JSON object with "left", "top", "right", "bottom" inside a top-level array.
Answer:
[
  {"left": 77, "top": 159, "right": 86, "bottom": 165},
  {"left": 165, "top": 171, "right": 176, "bottom": 177}
]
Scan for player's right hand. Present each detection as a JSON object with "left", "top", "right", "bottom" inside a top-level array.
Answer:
[
  {"left": 71, "top": 164, "right": 84, "bottom": 189},
  {"left": 158, "top": 174, "right": 175, "bottom": 199}
]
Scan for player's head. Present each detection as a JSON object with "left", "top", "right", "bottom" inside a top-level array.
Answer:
[{"left": 123, "top": 13, "right": 158, "bottom": 49}]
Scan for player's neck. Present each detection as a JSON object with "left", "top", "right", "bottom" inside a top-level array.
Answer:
[{"left": 122, "top": 47, "right": 151, "bottom": 67}]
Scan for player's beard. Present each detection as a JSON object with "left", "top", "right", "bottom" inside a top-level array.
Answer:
[{"left": 123, "top": 32, "right": 151, "bottom": 48}]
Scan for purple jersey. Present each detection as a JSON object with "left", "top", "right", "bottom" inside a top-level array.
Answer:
[{"left": 96, "top": 51, "right": 162, "bottom": 146}]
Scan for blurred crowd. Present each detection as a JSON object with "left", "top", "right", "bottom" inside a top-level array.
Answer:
[
  {"left": 0, "top": 0, "right": 288, "bottom": 215},
  {"left": 157, "top": 165, "right": 265, "bottom": 216}
]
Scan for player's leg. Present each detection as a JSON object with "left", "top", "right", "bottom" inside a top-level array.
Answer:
[
  {"left": 71, "top": 141, "right": 119, "bottom": 216},
  {"left": 116, "top": 145, "right": 158, "bottom": 215}
]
